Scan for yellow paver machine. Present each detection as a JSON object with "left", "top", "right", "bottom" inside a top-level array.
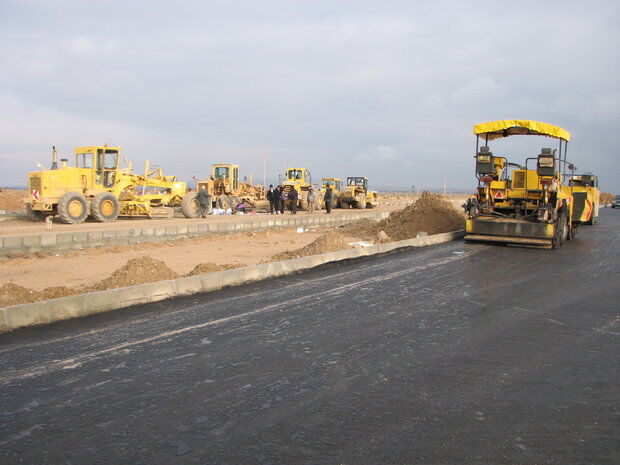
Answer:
[{"left": 464, "top": 120, "right": 580, "bottom": 249}]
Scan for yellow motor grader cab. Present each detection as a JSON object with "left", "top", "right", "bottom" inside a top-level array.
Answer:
[
  {"left": 568, "top": 173, "right": 600, "bottom": 225},
  {"left": 340, "top": 177, "right": 378, "bottom": 209},
  {"left": 464, "top": 120, "right": 577, "bottom": 249},
  {"left": 27, "top": 146, "right": 186, "bottom": 224},
  {"left": 281, "top": 167, "right": 313, "bottom": 210}
]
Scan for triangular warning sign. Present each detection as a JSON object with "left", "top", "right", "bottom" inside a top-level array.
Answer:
[{"left": 494, "top": 190, "right": 504, "bottom": 199}]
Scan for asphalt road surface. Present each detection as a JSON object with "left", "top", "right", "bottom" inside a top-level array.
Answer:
[{"left": 1, "top": 210, "right": 618, "bottom": 464}]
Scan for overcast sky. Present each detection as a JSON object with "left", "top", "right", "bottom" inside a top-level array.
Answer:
[{"left": 1, "top": 0, "right": 619, "bottom": 191}]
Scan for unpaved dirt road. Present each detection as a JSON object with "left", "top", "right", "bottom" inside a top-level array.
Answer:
[{"left": 1, "top": 210, "right": 617, "bottom": 464}]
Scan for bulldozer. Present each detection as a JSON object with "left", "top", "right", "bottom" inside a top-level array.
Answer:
[
  {"left": 281, "top": 167, "right": 313, "bottom": 210},
  {"left": 568, "top": 173, "right": 600, "bottom": 225},
  {"left": 181, "top": 163, "right": 265, "bottom": 216},
  {"left": 320, "top": 177, "right": 343, "bottom": 209},
  {"left": 464, "top": 120, "right": 578, "bottom": 249},
  {"left": 27, "top": 146, "right": 186, "bottom": 224},
  {"left": 340, "top": 177, "right": 378, "bottom": 209}
]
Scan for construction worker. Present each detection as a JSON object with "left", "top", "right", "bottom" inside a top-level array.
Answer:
[
  {"left": 279, "top": 186, "right": 287, "bottom": 214},
  {"left": 288, "top": 187, "right": 298, "bottom": 214},
  {"left": 197, "top": 185, "right": 211, "bottom": 218},
  {"left": 307, "top": 186, "right": 316, "bottom": 214},
  {"left": 267, "top": 184, "right": 277, "bottom": 214},
  {"left": 324, "top": 186, "right": 333, "bottom": 214}
]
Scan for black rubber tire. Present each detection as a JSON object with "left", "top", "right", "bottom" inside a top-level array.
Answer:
[
  {"left": 552, "top": 210, "right": 567, "bottom": 249},
  {"left": 26, "top": 204, "right": 45, "bottom": 222},
  {"left": 181, "top": 192, "right": 200, "bottom": 218},
  {"left": 91, "top": 192, "right": 120, "bottom": 222},
  {"left": 57, "top": 192, "right": 88, "bottom": 224}
]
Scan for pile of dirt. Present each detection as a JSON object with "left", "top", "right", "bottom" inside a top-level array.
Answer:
[
  {"left": 340, "top": 218, "right": 381, "bottom": 238},
  {"left": 88, "top": 255, "right": 179, "bottom": 291},
  {"left": 186, "top": 263, "right": 240, "bottom": 276},
  {"left": 341, "top": 192, "right": 465, "bottom": 241},
  {"left": 270, "top": 231, "right": 350, "bottom": 261},
  {"left": 377, "top": 192, "right": 465, "bottom": 240},
  {"left": 0, "top": 189, "right": 27, "bottom": 211},
  {"left": 0, "top": 283, "right": 77, "bottom": 307}
]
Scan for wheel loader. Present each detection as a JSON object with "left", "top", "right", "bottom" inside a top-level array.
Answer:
[
  {"left": 568, "top": 173, "right": 600, "bottom": 225},
  {"left": 26, "top": 146, "right": 186, "bottom": 224},
  {"left": 320, "top": 177, "right": 343, "bottom": 209},
  {"left": 340, "top": 177, "right": 377, "bottom": 209},
  {"left": 464, "top": 120, "right": 578, "bottom": 249},
  {"left": 181, "top": 163, "right": 265, "bottom": 217},
  {"left": 280, "top": 167, "right": 313, "bottom": 210}
]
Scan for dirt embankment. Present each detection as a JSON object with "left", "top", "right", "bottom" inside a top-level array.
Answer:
[
  {"left": 270, "top": 231, "right": 350, "bottom": 261},
  {"left": 341, "top": 192, "right": 465, "bottom": 241},
  {"left": 0, "top": 189, "right": 27, "bottom": 211},
  {"left": 0, "top": 256, "right": 242, "bottom": 307},
  {"left": 1, "top": 193, "right": 466, "bottom": 307}
]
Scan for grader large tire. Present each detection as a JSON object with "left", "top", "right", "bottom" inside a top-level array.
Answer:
[
  {"left": 181, "top": 192, "right": 200, "bottom": 218},
  {"left": 91, "top": 192, "right": 120, "bottom": 222},
  {"left": 57, "top": 192, "right": 89, "bottom": 224},
  {"left": 355, "top": 194, "right": 366, "bottom": 209},
  {"left": 26, "top": 204, "right": 45, "bottom": 222},
  {"left": 300, "top": 198, "right": 308, "bottom": 211}
]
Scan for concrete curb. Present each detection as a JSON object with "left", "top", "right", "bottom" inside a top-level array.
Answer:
[
  {"left": 0, "top": 211, "right": 390, "bottom": 256},
  {"left": 0, "top": 230, "right": 464, "bottom": 333}
]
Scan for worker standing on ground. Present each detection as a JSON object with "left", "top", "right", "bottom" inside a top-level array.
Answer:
[
  {"left": 197, "top": 185, "right": 212, "bottom": 218},
  {"left": 307, "top": 186, "right": 316, "bottom": 214},
  {"left": 288, "top": 188, "right": 298, "bottom": 214},
  {"left": 324, "top": 185, "right": 333, "bottom": 214},
  {"left": 279, "top": 186, "right": 287, "bottom": 214},
  {"left": 267, "top": 185, "right": 276, "bottom": 214}
]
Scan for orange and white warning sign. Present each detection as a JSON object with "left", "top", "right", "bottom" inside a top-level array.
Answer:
[
  {"left": 494, "top": 190, "right": 504, "bottom": 199},
  {"left": 32, "top": 189, "right": 40, "bottom": 200}
]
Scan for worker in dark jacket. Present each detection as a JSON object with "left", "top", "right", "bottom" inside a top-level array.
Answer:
[
  {"left": 288, "top": 187, "right": 298, "bottom": 214},
  {"left": 324, "top": 186, "right": 333, "bottom": 214},
  {"left": 279, "top": 186, "right": 287, "bottom": 214},
  {"left": 196, "top": 185, "right": 212, "bottom": 218},
  {"left": 266, "top": 185, "right": 277, "bottom": 214}
]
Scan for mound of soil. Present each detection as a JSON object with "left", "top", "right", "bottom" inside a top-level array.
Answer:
[
  {"left": 340, "top": 218, "right": 380, "bottom": 238},
  {"left": 0, "top": 189, "right": 27, "bottom": 211},
  {"left": 88, "top": 255, "right": 179, "bottom": 291},
  {"left": 378, "top": 192, "right": 465, "bottom": 240},
  {"left": 271, "top": 231, "right": 350, "bottom": 261},
  {"left": 186, "top": 263, "right": 240, "bottom": 276},
  {"left": 0, "top": 283, "right": 77, "bottom": 307},
  {"left": 0, "top": 283, "right": 37, "bottom": 307}
]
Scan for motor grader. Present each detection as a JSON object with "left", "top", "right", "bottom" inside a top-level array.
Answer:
[
  {"left": 568, "top": 173, "right": 600, "bottom": 225},
  {"left": 340, "top": 177, "right": 377, "bottom": 209},
  {"left": 281, "top": 167, "right": 313, "bottom": 210},
  {"left": 27, "top": 146, "right": 186, "bottom": 224},
  {"left": 463, "top": 120, "right": 578, "bottom": 249},
  {"left": 182, "top": 163, "right": 265, "bottom": 216}
]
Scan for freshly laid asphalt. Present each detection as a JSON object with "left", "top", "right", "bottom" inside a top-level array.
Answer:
[{"left": 1, "top": 210, "right": 618, "bottom": 464}]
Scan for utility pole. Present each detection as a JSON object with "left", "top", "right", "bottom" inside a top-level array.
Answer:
[
  {"left": 262, "top": 146, "right": 266, "bottom": 188},
  {"left": 443, "top": 170, "right": 447, "bottom": 195}
]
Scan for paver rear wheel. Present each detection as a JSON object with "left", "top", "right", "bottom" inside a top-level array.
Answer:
[{"left": 57, "top": 192, "right": 88, "bottom": 224}]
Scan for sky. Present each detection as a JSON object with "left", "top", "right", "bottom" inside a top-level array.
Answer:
[{"left": 1, "top": 0, "right": 619, "bottom": 191}]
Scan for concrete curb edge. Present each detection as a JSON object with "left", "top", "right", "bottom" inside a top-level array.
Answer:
[{"left": 0, "top": 230, "right": 464, "bottom": 333}]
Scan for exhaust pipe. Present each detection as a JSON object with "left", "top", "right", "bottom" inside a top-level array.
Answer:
[{"left": 51, "top": 146, "right": 58, "bottom": 170}]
